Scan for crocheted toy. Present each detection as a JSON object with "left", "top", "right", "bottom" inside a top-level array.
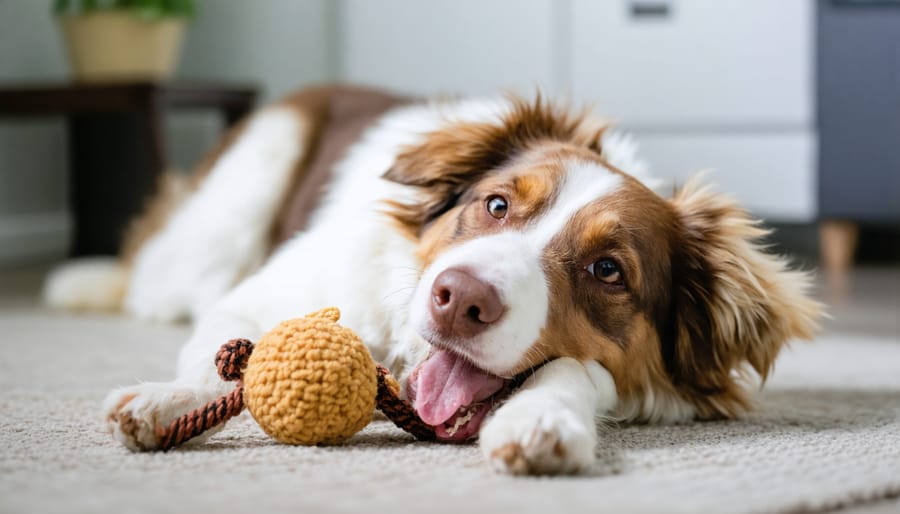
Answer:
[{"left": 155, "top": 307, "right": 434, "bottom": 450}]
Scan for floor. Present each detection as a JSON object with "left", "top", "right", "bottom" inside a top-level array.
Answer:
[
  {"left": 819, "top": 267, "right": 900, "bottom": 339},
  {"left": 817, "top": 267, "right": 900, "bottom": 514},
  {"left": 0, "top": 262, "right": 898, "bottom": 514}
]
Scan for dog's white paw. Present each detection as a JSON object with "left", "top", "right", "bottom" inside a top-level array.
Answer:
[
  {"left": 102, "top": 383, "right": 221, "bottom": 451},
  {"left": 479, "top": 401, "right": 596, "bottom": 475}
]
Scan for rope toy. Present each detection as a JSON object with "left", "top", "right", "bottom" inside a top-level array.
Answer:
[{"left": 155, "top": 307, "right": 434, "bottom": 450}]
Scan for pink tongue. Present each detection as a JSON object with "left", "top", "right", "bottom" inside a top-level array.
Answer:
[{"left": 414, "top": 349, "right": 506, "bottom": 426}]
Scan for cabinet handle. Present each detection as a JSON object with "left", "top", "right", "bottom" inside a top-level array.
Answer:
[{"left": 630, "top": 1, "right": 672, "bottom": 18}]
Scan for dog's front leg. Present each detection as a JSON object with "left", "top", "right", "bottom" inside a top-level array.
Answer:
[
  {"left": 478, "top": 357, "right": 617, "bottom": 475},
  {"left": 102, "top": 310, "right": 262, "bottom": 451}
]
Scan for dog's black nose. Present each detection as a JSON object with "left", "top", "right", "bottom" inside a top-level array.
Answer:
[{"left": 429, "top": 268, "right": 504, "bottom": 338}]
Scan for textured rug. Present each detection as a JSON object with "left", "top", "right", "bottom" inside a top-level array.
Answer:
[{"left": 1, "top": 287, "right": 899, "bottom": 514}]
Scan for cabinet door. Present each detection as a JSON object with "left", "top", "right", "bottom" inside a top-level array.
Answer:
[
  {"left": 818, "top": 2, "right": 900, "bottom": 223},
  {"left": 635, "top": 131, "right": 817, "bottom": 221},
  {"left": 571, "top": 0, "right": 813, "bottom": 127},
  {"left": 339, "top": 0, "right": 556, "bottom": 96}
]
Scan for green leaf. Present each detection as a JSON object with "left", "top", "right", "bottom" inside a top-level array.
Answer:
[
  {"left": 52, "top": 0, "right": 71, "bottom": 15},
  {"left": 53, "top": 0, "right": 196, "bottom": 18}
]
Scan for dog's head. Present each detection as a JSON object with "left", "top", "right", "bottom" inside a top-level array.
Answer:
[{"left": 383, "top": 96, "right": 821, "bottom": 441}]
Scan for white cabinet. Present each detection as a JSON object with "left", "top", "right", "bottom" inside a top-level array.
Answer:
[
  {"left": 568, "top": 1, "right": 816, "bottom": 221},
  {"left": 570, "top": 0, "right": 813, "bottom": 127},
  {"left": 636, "top": 131, "right": 816, "bottom": 220},
  {"left": 336, "top": 0, "right": 817, "bottom": 221}
]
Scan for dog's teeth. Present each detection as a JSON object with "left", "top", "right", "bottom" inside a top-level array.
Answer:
[{"left": 445, "top": 406, "right": 478, "bottom": 436}]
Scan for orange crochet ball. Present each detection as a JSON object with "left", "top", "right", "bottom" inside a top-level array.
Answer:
[{"left": 241, "top": 308, "right": 378, "bottom": 445}]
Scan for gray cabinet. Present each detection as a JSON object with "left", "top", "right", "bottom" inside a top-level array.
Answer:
[{"left": 818, "top": 0, "right": 900, "bottom": 224}]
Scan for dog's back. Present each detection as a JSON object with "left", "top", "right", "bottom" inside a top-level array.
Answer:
[{"left": 44, "top": 85, "right": 408, "bottom": 320}]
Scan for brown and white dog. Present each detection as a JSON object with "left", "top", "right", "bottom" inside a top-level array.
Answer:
[{"left": 45, "top": 85, "right": 821, "bottom": 475}]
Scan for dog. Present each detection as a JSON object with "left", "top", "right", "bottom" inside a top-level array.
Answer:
[{"left": 45, "top": 85, "right": 821, "bottom": 475}]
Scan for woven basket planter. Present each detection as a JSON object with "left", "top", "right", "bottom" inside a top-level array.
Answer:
[{"left": 58, "top": 10, "right": 185, "bottom": 81}]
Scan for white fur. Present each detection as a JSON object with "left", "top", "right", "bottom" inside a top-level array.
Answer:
[
  {"left": 43, "top": 257, "right": 128, "bottom": 311},
  {"left": 480, "top": 358, "right": 617, "bottom": 475},
  {"left": 102, "top": 96, "right": 661, "bottom": 474},
  {"left": 529, "top": 162, "right": 623, "bottom": 248},
  {"left": 125, "top": 107, "right": 308, "bottom": 322}
]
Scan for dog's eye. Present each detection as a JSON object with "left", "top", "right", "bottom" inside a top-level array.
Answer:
[
  {"left": 486, "top": 195, "right": 509, "bottom": 219},
  {"left": 587, "top": 259, "right": 623, "bottom": 285}
]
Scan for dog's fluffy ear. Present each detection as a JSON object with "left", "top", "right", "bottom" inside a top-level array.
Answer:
[
  {"left": 381, "top": 120, "right": 503, "bottom": 235},
  {"left": 667, "top": 177, "right": 822, "bottom": 418},
  {"left": 382, "top": 95, "right": 607, "bottom": 235}
]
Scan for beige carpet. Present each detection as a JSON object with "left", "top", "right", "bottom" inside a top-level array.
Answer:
[{"left": 1, "top": 267, "right": 899, "bottom": 514}]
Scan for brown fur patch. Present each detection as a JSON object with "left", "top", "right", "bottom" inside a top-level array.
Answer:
[
  {"left": 274, "top": 86, "right": 410, "bottom": 242},
  {"left": 511, "top": 171, "right": 556, "bottom": 215},
  {"left": 106, "top": 393, "right": 137, "bottom": 424},
  {"left": 382, "top": 95, "right": 609, "bottom": 238},
  {"left": 409, "top": 141, "right": 608, "bottom": 270},
  {"left": 524, "top": 176, "right": 680, "bottom": 414},
  {"left": 662, "top": 178, "right": 823, "bottom": 418},
  {"left": 491, "top": 442, "right": 530, "bottom": 474},
  {"left": 532, "top": 173, "right": 822, "bottom": 420}
]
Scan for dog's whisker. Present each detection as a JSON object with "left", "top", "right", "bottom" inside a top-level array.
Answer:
[
  {"left": 521, "top": 342, "right": 551, "bottom": 380},
  {"left": 390, "top": 266, "right": 424, "bottom": 274},
  {"left": 381, "top": 286, "right": 416, "bottom": 303}
]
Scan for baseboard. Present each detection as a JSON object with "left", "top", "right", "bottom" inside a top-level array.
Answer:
[{"left": 0, "top": 211, "right": 71, "bottom": 265}]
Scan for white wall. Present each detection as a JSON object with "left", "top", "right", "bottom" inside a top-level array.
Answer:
[
  {"left": 167, "top": 0, "right": 336, "bottom": 178},
  {"left": 179, "top": 0, "right": 336, "bottom": 103},
  {"left": 0, "top": 0, "right": 71, "bottom": 263},
  {"left": 0, "top": 0, "right": 335, "bottom": 265},
  {"left": 338, "top": 0, "right": 564, "bottom": 96}
]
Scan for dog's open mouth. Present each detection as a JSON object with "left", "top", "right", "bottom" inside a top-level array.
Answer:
[{"left": 407, "top": 348, "right": 513, "bottom": 442}]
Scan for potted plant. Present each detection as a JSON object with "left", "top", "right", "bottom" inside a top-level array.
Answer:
[{"left": 54, "top": 0, "right": 196, "bottom": 81}]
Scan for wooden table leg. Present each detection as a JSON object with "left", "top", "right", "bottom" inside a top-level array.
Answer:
[
  {"left": 66, "top": 111, "right": 165, "bottom": 256},
  {"left": 820, "top": 219, "right": 859, "bottom": 274},
  {"left": 223, "top": 104, "right": 252, "bottom": 127}
]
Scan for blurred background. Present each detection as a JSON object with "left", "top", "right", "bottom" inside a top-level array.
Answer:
[{"left": 0, "top": 0, "right": 897, "bottom": 323}]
